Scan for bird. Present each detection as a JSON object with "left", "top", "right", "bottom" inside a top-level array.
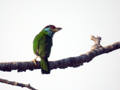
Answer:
[{"left": 33, "top": 25, "right": 62, "bottom": 74}]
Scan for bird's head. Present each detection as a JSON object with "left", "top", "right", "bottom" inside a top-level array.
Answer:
[{"left": 43, "top": 25, "right": 62, "bottom": 37}]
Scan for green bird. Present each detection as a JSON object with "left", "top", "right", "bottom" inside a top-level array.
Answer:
[{"left": 33, "top": 25, "right": 62, "bottom": 74}]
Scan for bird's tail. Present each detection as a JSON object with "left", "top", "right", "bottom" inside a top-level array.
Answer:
[{"left": 40, "top": 58, "right": 50, "bottom": 74}]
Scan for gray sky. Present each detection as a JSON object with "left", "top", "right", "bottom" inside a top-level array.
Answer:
[{"left": 0, "top": 0, "right": 120, "bottom": 90}]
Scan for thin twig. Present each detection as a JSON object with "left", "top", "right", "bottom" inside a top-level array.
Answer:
[{"left": 0, "top": 78, "right": 37, "bottom": 90}]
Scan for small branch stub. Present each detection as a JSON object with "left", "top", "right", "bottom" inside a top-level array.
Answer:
[{"left": 91, "top": 35, "right": 103, "bottom": 50}]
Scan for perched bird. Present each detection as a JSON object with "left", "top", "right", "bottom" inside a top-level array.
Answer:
[{"left": 33, "top": 25, "right": 62, "bottom": 74}]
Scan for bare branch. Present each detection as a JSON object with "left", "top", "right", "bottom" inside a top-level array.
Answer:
[
  {"left": 0, "top": 78, "right": 37, "bottom": 90},
  {"left": 0, "top": 36, "right": 119, "bottom": 72}
]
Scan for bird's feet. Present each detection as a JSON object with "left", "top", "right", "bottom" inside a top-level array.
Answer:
[
  {"left": 32, "top": 56, "right": 39, "bottom": 66},
  {"left": 32, "top": 59, "right": 37, "bottom": 66}
]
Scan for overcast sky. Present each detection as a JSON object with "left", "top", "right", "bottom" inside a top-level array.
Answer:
[{"left": 0, "top": 0, "right": 120, "bottom": 90}]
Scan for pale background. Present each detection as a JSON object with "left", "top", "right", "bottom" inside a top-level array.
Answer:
[{"left": 0, "top": 0, "right": 120, "bottom": 90}]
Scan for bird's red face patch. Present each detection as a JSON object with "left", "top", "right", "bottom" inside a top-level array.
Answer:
[
  {"left": 49, "top": 25, "right": 56, "bottom": 30},
  {"left": 45, "top": 25, "right": 56, "bottom": 30}
]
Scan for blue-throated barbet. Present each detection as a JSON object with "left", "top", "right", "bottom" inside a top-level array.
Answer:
[{"left": 33, "top": 25, "right": 62, "bottom": 74}]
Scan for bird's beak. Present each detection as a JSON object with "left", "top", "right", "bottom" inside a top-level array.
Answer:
[{"left": 52, "top": 27, "right": 62, "bottom": 32}]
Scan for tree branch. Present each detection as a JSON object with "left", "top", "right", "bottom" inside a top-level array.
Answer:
[
  {"left": 0, "top": 35, "right": 120, "bottom": 89},
  {"left": 0, "top": 36, "right": 119, "bottom": 72},
  {"left": 0, "top": 78, "right": 37, "bottom": 90}
]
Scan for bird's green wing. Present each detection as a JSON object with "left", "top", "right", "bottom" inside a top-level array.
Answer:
[
  {"left": 37, "top": 35, "right": 52, "bottom": 58},
  {"left": 33, "top": 31, "right": 53, "bottom": 57},
  {"left": 33, "top": 33, "right": 42, "bottom": 56}
]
